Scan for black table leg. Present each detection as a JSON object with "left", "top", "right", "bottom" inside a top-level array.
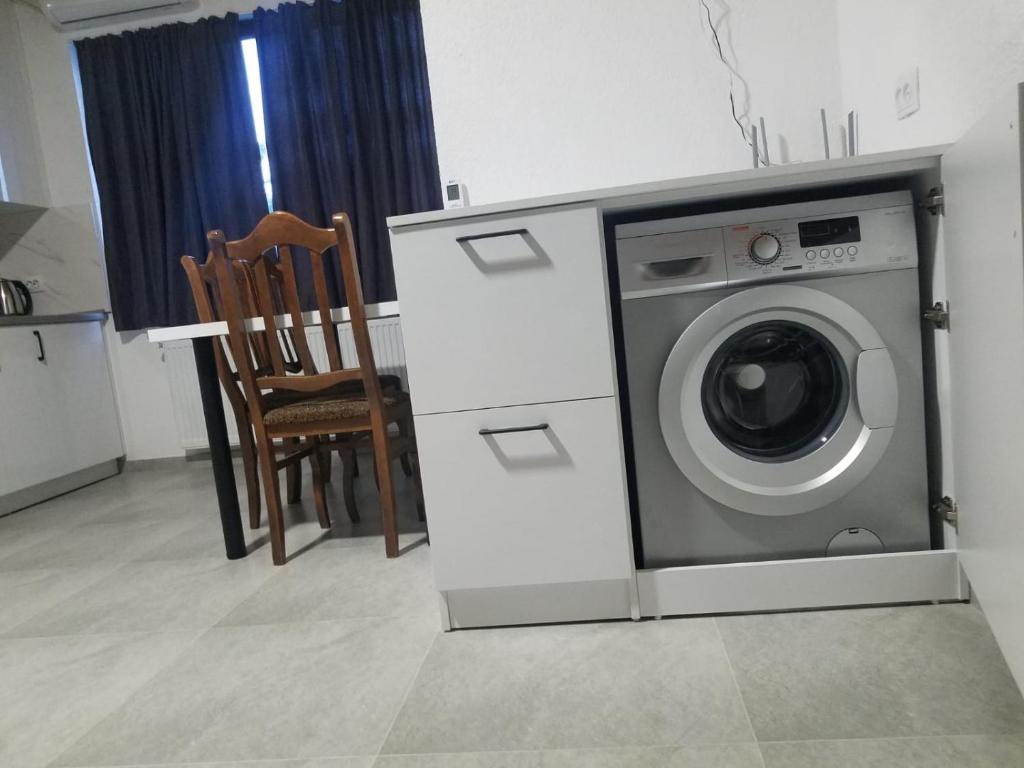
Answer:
[{"left": 192, "top": 336, "right": 247, "bottom": 560}]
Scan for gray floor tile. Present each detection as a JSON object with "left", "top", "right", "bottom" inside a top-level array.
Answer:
[
  {"left": 0, "top": 630, "right": 199, "bottom": 768},
  {"left": 0, "top": 514, "right": 63, "bottom": 560},
  {"left": 0, "top": 516, "right": 194, "bottom": 570},
  {"left": 381, "top": 618, "right": 754, "bottom": 755},
  {"left": 67, "top": 760, "right": 373, "bottom": 768},
  {"left": 760, "top": 734, "right": 1024, "bottom": 767},
  {"left": 374, "top": 745, "right": 764, "bottom": 767},
  {"left": 52, "top": 616, "right": 437, "bottom": 766},
  {"left": 0, "top": 565, "right": 117, "bottom": 635},
  {"left": 716, "top": 604, "right": 1024, "bottom": 741},
  {"left": 219, "top": 535, "right": 435, "bottom": 626},
  {"left": 7, "top": 556, "right": 274, "bottom": 637}
]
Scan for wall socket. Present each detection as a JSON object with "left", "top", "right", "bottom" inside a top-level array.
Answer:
[
  {"left": 22, "top": 277, "right": 44, "bottom": 293},
  {"left": 895, "top": 67, "right": 920, "bottom": 120}
]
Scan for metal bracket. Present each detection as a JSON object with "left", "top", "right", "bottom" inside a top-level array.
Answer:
[
  {"left": 921, "top": 185, "right": 945, "bottom": 216},
  {"left": 933, "top": 496, "right": 959, "bottom": 530},
  {"left": 923, "top": 300, "right": 950, "bottom": 331}
]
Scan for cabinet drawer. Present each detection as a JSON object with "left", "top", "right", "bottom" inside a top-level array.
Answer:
[
  {"left": 392, "top": 205, "right": 616, "bottom": 414},
  {"left": 414, "top": 397, "right": 633, "bottom": 591}
]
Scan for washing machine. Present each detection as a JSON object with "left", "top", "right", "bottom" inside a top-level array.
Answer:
[{"left": 616, "top": 191, "right": 931, "bottom": 568}]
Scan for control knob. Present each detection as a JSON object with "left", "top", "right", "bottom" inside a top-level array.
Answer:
[{"left": 748, "top": 232, "right": 782, "bottom": 265}]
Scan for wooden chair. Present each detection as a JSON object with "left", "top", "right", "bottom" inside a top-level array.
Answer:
[
  {"left": 182, "top": 253, "right": 361, "bottom": 528},
  {"left": 208, "top": 211, "right": 418, "bottom": 564}
]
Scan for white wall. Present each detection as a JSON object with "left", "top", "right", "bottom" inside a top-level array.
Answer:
[
  {"left": 0, "top": 0, "right": 49, "bottom": 205},
  {"left": 424, "top": 0, "right": 843, "bottom": 205},
  {"left": 836, "top": 0, "right": 1024, "bottom": 153}
]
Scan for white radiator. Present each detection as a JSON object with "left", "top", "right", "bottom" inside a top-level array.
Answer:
[{"left": 161, "top": 317, "right": 407, "bottom": 451}]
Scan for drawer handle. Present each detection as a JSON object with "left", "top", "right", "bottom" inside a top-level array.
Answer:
[
  {"left": 455, "top": 228, "right": 529, "bottom": 244},
  {"left": 479, "top": 423, "right": 549, "bottom": 436},
  {"left": 33, "top": 330, "right": 45, "bottom": 362}
]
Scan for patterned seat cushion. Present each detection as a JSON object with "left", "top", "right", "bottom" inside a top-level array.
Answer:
[{"left": 263, "top": 389, "right": 408, "bottom": 426}]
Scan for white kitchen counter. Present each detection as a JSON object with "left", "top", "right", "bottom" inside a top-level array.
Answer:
[{"left": 387, "top": 146, "right": 946, "bottom": 229}]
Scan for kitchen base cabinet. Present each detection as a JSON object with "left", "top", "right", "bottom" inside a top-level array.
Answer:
[
  {"left": 414, "top": 396, "right": 635, "bottom": 597},
  {"left": 0, "top": 315, "right": 124, "bottom": 516}
]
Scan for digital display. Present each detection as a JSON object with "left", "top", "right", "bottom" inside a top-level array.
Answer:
[
  {"left": 798, "top": 216, "right": 860, "bottom": 247},
  {"left": 446, "top": 184, "right": 460, "bottom": 200}
]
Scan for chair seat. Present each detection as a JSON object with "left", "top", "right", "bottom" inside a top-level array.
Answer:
[{"left": 264, "top": 389, "right": 408, "bottom": 427}]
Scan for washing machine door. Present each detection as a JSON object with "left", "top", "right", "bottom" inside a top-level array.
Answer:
[{"left": 659, "top": 284, "right": 898, "bottom": 516}]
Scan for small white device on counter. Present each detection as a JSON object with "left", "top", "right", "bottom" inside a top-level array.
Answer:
[{"left": 444, "top": 180, "right": 467, "bottom": 209}]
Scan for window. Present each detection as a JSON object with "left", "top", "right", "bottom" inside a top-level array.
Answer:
[{"left": 241, "top": 37, "right": 274, "bottom": 211}]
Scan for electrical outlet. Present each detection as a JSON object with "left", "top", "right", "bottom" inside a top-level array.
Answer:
[
  {"left": 895, "top": 67, "right": 920, "bottom": 120},
  {"left": 22, "top": 276, "right": 44, "bottom": 293}
]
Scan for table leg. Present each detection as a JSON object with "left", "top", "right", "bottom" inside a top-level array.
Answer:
[{"left": 192, "top": 337, "right": 246, "bottom": 560}]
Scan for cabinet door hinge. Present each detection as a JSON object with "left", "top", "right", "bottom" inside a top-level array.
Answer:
[
  {"left": 923, "top": 300, "right": 950, "bottom": 330},
  {"left": 932, "top": 496, "right": 959, "bottom": 529},
  {"left": 920, "top": 185, "right": 945, "bottom": 216}
]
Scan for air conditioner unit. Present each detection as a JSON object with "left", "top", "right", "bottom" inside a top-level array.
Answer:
[{"left": 42, "top": 0, "right": 198, "bottom": 31}]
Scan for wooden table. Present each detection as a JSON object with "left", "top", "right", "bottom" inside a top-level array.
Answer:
[{"left": 147, "top": 302, "right": 400, "bottom": 559}]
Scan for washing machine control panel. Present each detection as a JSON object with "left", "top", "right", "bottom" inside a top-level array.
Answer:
[
  {"left": 723, "top": 203, "right": 917, "bottom": 284},
  {"left": 615, "top": 191, "right": 919, "bottom": 299}
]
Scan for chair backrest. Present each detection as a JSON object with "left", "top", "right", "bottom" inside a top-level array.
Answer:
[
  {"left": 206, "top": 211, "right": 384, "bottom": 419},
  {"left": 181, "top": 253, "right": 246, "bottom": 419}
]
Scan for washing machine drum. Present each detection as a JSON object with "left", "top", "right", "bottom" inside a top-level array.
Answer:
[{"left": 659, "top": 284, "right": 898, "bottom": 516}]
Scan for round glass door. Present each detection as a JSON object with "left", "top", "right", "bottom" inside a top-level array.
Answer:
[{"left": 700, "top": 320, "right": 849, "bottom": 462}]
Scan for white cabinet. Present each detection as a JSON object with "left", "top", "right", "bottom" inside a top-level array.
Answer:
[
  {"left": 391, "top": 204, "right": 635, "bottom": 627},
  {"left": 415, "top": 397, "right": 633, "bottom": 591},
  {"left": 392, "top": 205, "right": 617, "bottom": 415},
  {"left": 0, "top": 318, "right": 123, "bottom": 509}
]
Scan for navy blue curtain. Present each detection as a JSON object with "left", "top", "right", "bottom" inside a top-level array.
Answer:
[
  {"left": 253, "top": 0, "right": 441, "bottom": 308},
  {"left": 76, "top": 14, "right": 268, "bottom": 330}
]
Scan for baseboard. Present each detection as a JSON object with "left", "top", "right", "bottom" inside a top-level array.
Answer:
[
  {"left": 637, "top": 549, "right": 964, "bottom": 618},
  {"left": 444, "top": 578, "right": 634, "bottom": 630},
  {"left": 0, "top": 458, "right": 123, "bottom": 517}
]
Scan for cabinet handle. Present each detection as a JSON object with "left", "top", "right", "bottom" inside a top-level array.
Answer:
[
  {"left": 33, "top": 330, "right": 45, "bottom": 362},
  {"left": 455, "top": 228, "right": 529, "bottom": 244},
  {"left": 479, "top": 423, "right": 549, "bottom": 436}
]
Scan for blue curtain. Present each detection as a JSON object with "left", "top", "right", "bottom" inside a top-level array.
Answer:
[
  {"left": 253, "top": 0, "right": 441, "bottom": 308},
  {"left": 76, "top": 14, "right": 268, "bottom": 330}
]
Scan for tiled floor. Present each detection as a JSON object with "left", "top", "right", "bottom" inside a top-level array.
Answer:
[{"left": 1, "top": 459, "right": 1023, "bottom": 768}]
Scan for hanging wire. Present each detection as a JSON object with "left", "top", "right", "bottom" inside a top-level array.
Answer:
[{"left": 698, "top": 0, "right": 765, "bottom": 164}]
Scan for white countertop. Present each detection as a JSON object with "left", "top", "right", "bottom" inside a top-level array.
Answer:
[
  {"left": 387, "top": 146, "right": 947, "bottom": 230},
  {"left": 147, "top": 301, "right": 399, "bottom": 343}
]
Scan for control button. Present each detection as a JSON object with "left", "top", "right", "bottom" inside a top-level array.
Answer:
[
  {"left": 820, "top": 248, "right": 831, "bottom": 258},
  {"left": 805, "top": 250, "right": 816, "bottom": 260},
  {"left": 749, "top": 233, "right": 782, "bottom": 265},
  {"left": 848, "top": 245, "right": 858, "bottom": 256},
  {"left": 833, "top": 246, "right": 844, "bottom": 257}
]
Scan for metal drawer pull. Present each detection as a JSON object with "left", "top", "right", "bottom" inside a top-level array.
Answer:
[
  {"left": 455, "top": 228, "right": 529, "bottom": 244},
  {"left": 479, "top": 423, "right": 549, "bottom": 436},
  {"left": 33, "top": 330, "right": 45, "bottom": 362}
]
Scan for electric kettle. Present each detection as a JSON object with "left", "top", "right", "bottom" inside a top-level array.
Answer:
[{"left": 0, "top": 278, "right": 32, "bottom": 316}]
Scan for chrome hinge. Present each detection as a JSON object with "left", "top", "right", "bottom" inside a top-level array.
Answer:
[
  {"left": 933, "top": 496, "right": 959, "bottom": 529},
  {"left": 923, "top": 300, "right": 950, "bottom": 330},
  {"left": 921, "top": 185, "right": 945, "bottom": 216}
]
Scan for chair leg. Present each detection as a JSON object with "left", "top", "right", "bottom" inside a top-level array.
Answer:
[
  {"left": 285, "top": 437, "right": 302, "bottom": 503},
  {"left": 410, "top": 451, "right": 426, "bottom": 523},
  {"left": 398, "top": 416, "right": 414, "bottom": 478},
  {"left": 309, "top": 439, "right": 331, "bottom": 530},
  {"left": 341, "top": 447, "right": 360, "bottom": 523},
  {"left": 239, "top": 425, "right": 262, "bottom": 529},
  {"left": 371, "top": 427, "right": 399, "bottom": 558},
  {"left": 255, "top": 433, "right": 287, "bottom": 565},
  {"left": 321, "top": 446, "right": 332, "bottom": 483}
]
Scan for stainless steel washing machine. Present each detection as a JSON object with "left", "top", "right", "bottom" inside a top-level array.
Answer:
[{"left": 616, "top": 191, "right": 931, "bottom": 568}]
